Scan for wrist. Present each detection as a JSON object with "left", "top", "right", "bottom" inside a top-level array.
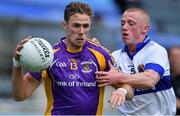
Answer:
[
  {"left": 121, "top": 73, "right": 130, "bottom": 83},
  {"left": 13, "top": 58, "right": 21, "bottom": 68},
  {"left": 117, "top": 88, "right": 127, "bottom": 96}
]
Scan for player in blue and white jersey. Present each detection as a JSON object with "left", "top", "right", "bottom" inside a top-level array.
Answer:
[
  {"left": 96, "top": 8, "right": 176, "bottom": 115},
  {"left": 12, "top": 2, "right": 133, "bottom": 115}
]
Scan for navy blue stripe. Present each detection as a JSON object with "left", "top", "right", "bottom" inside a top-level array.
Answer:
[
  {"left": 134, "top": 76, "right": 172, "bottom": 95},
  {"left": 122, "top": 37, "right": 151, "bottom": 60},
  {"left": 144, "top": 63, "right": 165, "bottom": 78}
]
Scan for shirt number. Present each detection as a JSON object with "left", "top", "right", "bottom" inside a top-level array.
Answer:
[{"left": 70, "top": 62, "right": 78, "bottom": 70}]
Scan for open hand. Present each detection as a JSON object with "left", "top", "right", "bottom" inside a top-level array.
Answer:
[
  {"left": 109, "top": 88, "right": 127, "bottom": 109},
  {"left": 96, "top": 61, "right": 124, "bottom": 87}
]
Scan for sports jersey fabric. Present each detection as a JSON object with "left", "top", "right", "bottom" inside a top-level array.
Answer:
[
  {"left": 29, "top": 37, "right": 113, "bottom": 115},
  {"left": 112, "top": 37, "right": 176, "bottom": 115}
]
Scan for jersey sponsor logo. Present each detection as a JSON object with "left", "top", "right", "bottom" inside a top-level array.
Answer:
[
  {"left": 81, "top": 61, "right": 92, "bottom": 73},
  {"left": 55, "top": 80, "right": 97, "bottom": 87},
  {"left": 69, "top": 74, "right": 80, "bottom": 79},
  {"left": 56, "top": 61, "right": 67, "bottom": 68}
]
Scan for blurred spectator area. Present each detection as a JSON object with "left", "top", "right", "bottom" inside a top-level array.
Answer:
[
  {"left": 142, "top": 0, "right": 180, "bottom": 47},
  {"left": 1, "top": 0, "right": 180, "bottom": 114}
]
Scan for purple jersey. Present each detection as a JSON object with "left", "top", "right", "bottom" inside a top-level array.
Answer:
[{"left": 29, "top": 37, "right": 113, "bottom": 115}]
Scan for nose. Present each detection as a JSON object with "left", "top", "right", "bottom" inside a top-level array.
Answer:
[
  {"left": 79, "top": 27, "right": 84, "bottom": 35},
  {"left": 122, "top": 23, "right": 128, "bottom": 31}
]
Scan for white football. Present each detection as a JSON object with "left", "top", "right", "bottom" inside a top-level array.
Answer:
[{"left": 20, "top": 37, "right": 54, "bottom": 72}]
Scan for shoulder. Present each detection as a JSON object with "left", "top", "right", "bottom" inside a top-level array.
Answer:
[
  {"left": 52, "top": 41, "right": 61, "bottom": 54},
  {"left": 147, "top": 41, "right": 167, "bottom": 53},
  {"left": 52, "top": 40, "right": 61, "bottom": 49},
  {"left": 87, "top": 40, "right": 111, "bottom": 55},
  {"left": 112, "top": 49, "right": 123, "bottom": 57}
]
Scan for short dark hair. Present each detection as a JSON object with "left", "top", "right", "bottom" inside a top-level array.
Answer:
[{"left": 64, "top": 2, "right": 93, "bottom": 23}]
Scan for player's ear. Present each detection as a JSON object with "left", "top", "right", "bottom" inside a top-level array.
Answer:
[
  {"left": 142, "top": 25, "right": 150, "bottom": 34},
  {"left": 61, "top": 21, "right": 67, "bottom": 30}
]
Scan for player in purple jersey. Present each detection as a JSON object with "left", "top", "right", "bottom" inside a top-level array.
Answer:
[{"left": 12, "top": 2, "right": 133, "bottom": 115}]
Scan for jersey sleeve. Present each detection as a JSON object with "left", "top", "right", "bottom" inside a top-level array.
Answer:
[
  {"left": 144, "top": 47, "right": 170, "bottom": 77},
  {"left": 29, "top": 69, "right": 48, "bottom": 81},
  {"left": 104, "top": 53, "right": 115, "bottom": 71},
  {"left": 100, "top": 47, "right": 115, "bottom": 71}
]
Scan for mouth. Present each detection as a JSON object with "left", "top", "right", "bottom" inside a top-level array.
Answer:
[
  {"left": 122, "top": 33, "right": 129, "bottom": 37},
  {"left": 76, "top": 38, "right": 85, "bottom": 43}
]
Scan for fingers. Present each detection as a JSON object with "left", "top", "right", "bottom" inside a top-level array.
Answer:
[
  {"left": 96, "top": 75, "right": 110, "bottom": 87},
  {"left": 15, "top": 45, "right": 23, "bottom": 56},
  {"left": 91, "top": 37, "right": 100, "bottom": 45},
  {"left": 96, "top": 77, "right": 109, "bottom": 83},
  {"left": 109, "top": 92, "right": 117, "bottom": 109},
  {"left": 109, "top": 90, "right": 126, "bottom": 109},
  {"left": 108, "top": 60, "right": 115, "bottom": 69},
  {"left": 108, "top": 61, "right": 118, "bottom": 73},
  {"left": 16, "top": 36, "right": 31, "bottom": 50},
  {"left": 98, "top": 83, "right": 109, "bottom": 87},
  {"left": 20, "top": 35, "right": 31, "bottom": 43},
  {"left": 119, "top": 95, "right": 125, "bottom": 105},
  {"left": 95, "top": 71, "right": 108, "bottom": 76},
  {"left": 14, "top": 36, "right": 31, "bottom": 60},
  {"left": 96, "top": 74, "right": 110, "bottom": 80},
  {"left": 95, "top": 71, "right": 114, "bottom": 87},
  {"left": 95, "top": 70, "right": 114, "bottom": 87}
]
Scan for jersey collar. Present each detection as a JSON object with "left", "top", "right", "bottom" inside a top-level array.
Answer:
[
  {"left": 60, "top": 37, "right": 88, "bottom": 53},
  {"left": 122, "top": 36, "right": 151, "bottom": 60}
]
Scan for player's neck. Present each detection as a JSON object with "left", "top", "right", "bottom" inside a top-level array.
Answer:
[
  {"left": 128, "top": 37, "right": 146, "bottom": 54},
  {"left": 63, "top": 39, "right": 83, "bottom": 53},
  {"left": 128, "top": 45, "right": 136, "bottom": 55},
  {"left": 66, "top": 47, "right": 83, "bottom": 53}
]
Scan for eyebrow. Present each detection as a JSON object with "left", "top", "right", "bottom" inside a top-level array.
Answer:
[{"left": 73, "top": 23, "right": 90, "bottom": 27}]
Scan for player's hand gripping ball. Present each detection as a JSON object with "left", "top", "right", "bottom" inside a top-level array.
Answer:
[{"left": 20, "top": 37, "right": 54, "bottom": 72}]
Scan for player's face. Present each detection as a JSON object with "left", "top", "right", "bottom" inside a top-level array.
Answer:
[
  {"left": 63, "top": 13, "right": 91, "bottom": 49},
  {"left": 121, "top": 11, "right": 146, "bottom": 45}
]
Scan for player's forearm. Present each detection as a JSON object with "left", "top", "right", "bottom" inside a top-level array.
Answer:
[
  {"left": 12, "top": 67, "right": 26, "bottom": 101},
  {"left": 121, "top": 70, "right": 160, "bottom": 89}
]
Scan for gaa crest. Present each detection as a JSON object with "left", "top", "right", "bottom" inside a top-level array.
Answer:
[
  {"left": 81, "top": 61, "right": 92, "bottom": 73},
  {"left": 138, "top": 64, "right": 144, "bottom": 72}
]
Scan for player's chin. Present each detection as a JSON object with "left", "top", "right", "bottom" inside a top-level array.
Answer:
[
  {"left": 76, "top": 41, "right": 86, "bottom": 46},
  {"left": 122, "top": 37, "right": 131, "bottom": 44},
  {"left": 122, "top": 36, "right": 129, "bottom": 41}
]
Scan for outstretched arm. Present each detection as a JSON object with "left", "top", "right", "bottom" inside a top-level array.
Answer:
[
  {"left": 12, "top": 37, "right": 41, "bottom": 101},
  {"left": 96, "top": 68, "right": 160, "bottom": 89}
]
